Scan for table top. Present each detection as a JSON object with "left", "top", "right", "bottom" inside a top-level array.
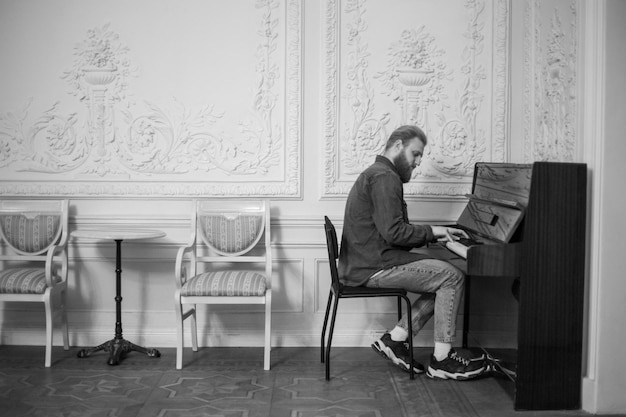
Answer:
[{"left": 71, "top": 228, "right": 166, "bottom": 241}]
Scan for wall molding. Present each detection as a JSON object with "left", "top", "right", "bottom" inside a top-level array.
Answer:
[
  {"left": 580, "top": 0, "right": 606, "bottom": 412},
  {"left": 523, "top": 0, "right": 580, "bottom": 163},
  {"left": 322, "top": 0, "right": 511, "bottom": 198},
  {"left": 0, "top": 316, "right": 515, "bottom": 349},
  {"left": 0, "top": 0, "right": 303, "bottom": 198}
]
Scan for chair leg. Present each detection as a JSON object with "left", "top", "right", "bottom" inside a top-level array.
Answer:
[
  {"left": 463, "top": 276, "right": 471, "bottom": 349},
  {"left": 325, "top": 295, "right": 339, "bottom": 381},
  {"left": 321, "top": 290, "right": 334, "bottom": 363},
  {"left": 61, "top": 289, "right": 69, "bottom": 350},
  {"left": 263, "top": 292, "right": 272, "bottom": 370},
  {"left": 44, "top": 294, "right": 53, "bottom": 368},
  {"left": 190, "top": 304, "right": 198, "bottom": 352},
  {"left": 175, "top": 298, "right": 185, "bottom": 370},
  {"left": 402, "top": 295, "right": 414, "bottom": 380}
]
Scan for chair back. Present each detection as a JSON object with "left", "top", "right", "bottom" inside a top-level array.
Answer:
[
  {"left": 188, "top": 199, "right": 272, "bottom": 288},
  {"left": 197, "top": 200, "right": 266, "bottom": 257},
  {"left": 324, "top": 216, "right": 341, "bottom": 292},
  {"left": 0, "top": 200, "right": 68, "bottom": 258}
]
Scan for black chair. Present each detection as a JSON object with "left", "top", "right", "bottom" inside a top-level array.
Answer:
[{"left": 321, "top": 216, "right": 415, "bottom": 380}]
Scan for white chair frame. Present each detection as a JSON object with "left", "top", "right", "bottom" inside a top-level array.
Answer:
[
  {"left": 174, "top": 199, "right": 272, "bottom": 370},
  {"left": 0, "top": 199, "right": 70, "bottom": 367}
]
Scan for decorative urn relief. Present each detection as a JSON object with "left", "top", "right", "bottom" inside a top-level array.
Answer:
[
  {"left": 394, "top": 67, "right": 435, "bottom": 133},
  {"left": 395, "top": 68, "right": 433, "bottom": 87},
  {"left": 82, "top": 66, "right": 117, "bottom": 86}
]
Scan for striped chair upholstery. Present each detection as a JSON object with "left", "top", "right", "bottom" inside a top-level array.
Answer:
[
  {"left": 0, "top": 214, "right": 62, "bottom": 254},
  {"left": 199, "top": 213, "right": 264, "bottom": 255},
  {"left": 0, "top": 268, "right": 60, "bottom": 294},
  {"left": 181, "top": 270, "right": 266, "bottom": 297}
]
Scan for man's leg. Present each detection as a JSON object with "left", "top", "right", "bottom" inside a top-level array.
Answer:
[
  {"left": 367, "top": 258, "right": 463, "bottom": 339},
  {"left": 367, "top": 259, "right": 486, "bottom": 379}
]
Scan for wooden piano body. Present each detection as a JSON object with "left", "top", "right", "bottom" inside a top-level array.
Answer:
[{"left": 422, "top": 161, "right": 587, "bottom": 410}]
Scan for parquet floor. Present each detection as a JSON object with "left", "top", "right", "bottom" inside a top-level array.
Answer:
[{"left": 0, "top": 345, "right": 616, "bottom": 417}]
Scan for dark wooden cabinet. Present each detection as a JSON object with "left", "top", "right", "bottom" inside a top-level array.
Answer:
[
  {"left": 515, "top": 162, "right": 587, "bottom": 410},
  {"left": 421, "top": 161, "right": 587, "bottom": 410}
]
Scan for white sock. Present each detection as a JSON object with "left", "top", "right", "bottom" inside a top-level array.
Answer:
[
  {"left": 389, "top": 326, "right": 408, "bottom": 342},
  {"left": 433, "top": 342, "right": 452, "bottom": 361}
]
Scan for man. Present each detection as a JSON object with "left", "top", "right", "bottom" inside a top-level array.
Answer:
[{"left": 338, "top": 125, "right": 486, "bottom": 380}]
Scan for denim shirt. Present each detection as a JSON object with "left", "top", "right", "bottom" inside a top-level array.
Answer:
[{"left": 338, "top": 155, "right": 435, "bottom": 286}]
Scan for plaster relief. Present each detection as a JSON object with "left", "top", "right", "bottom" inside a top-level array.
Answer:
[
  {"left": 0, "top": 0, "right": 301, "bottom": 197},
  {"left": 523, "top": 0, "right": 579, "bottom": 163},
  {"left": 323, "top": 0, "right": 510, "bottom": 198},
  {"left": 0, "top": 101, "right": 84, "bottom": 173}
]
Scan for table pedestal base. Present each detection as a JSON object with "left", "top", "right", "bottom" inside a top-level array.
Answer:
[
  {"left": 77, "top": 338, "right": 161, "bottom": 366},
  {"left": 74, "top": 238, "right": 163, "bottom": 366}
]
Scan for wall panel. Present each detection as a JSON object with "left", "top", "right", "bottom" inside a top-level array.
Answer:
[
  {"left": 0, "top": 0, "right": 302, "bottom": 197},
  {"left": 322, "top": 0, "right": 511, "bottom": 197}
]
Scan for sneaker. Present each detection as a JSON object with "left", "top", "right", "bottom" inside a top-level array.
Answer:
[
  {"left": 426, "top": 349, "right": 487, "bottom": 380},
  {"left": 371, "top": 333, "right": 425, "bottom": 374}
]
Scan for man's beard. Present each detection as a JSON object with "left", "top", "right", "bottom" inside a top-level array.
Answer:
[{"left": 394, "top": 152, "right": 414, "bottom": 183}]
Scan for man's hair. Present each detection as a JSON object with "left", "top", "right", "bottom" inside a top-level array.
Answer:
[{"left": 384, "top": 125, "right": 427, "bottom": 150}]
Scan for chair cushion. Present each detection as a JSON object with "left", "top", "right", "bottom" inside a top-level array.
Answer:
[
  {"left": 0, "top": 268, "right": 58, "bottom": 294},
  {"left": 0, "top": 214, "right": 61, "bottom": 254},
  {"left": 199, "top": 214, "right": 263, "bottom": 254},
  {"left": 181, "top": 270, "right": 266, "bottom": 296}
]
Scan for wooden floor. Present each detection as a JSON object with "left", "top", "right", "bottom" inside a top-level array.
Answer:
[{"left": 0, "top": 344, "right": 618, "bottom": 417}]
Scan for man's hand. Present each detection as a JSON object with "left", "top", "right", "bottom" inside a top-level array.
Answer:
[{"left": 431, "top": 226, "right": 468, "bottom": 242}]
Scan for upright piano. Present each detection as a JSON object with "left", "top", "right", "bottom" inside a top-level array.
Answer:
[{"left": 420, "top": 161, "right": 587, "bottom": 411}]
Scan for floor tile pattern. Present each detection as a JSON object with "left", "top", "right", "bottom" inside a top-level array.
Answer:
[{"left": 0, "top": 345, "right": 621, "bottom": 417}]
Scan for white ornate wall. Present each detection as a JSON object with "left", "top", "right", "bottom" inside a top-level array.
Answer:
[
  {"left": 0, "top": 0, "right": 587, "bottom": 358},
  {"left": 522, "top": 0, "right": 582, "bottom": 163},
  {"left": 0, "top": 0, "right": 301, "bottom": 197},
  {"left": 323, "top": 0, "right": 511, "bottom": 197}
]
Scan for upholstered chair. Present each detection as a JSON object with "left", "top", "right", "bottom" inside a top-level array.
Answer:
[
  {"left": 174, "top": 199, "right": 272, "bottom": 370},
  {"left": 0, "top": 199, "right": 70, "bottom": 367}
]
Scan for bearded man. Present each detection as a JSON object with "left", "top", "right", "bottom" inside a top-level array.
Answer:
[{"left": 338, "top": 124, "right": 487, "bottom": 380}]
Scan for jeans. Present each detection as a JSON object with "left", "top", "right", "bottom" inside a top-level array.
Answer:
[{"left": 365, "top": 258, "right": 465, "bottom": 343}]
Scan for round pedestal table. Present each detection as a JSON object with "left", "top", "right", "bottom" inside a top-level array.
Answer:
[{"left": 72, "top": 228, "right": 166, "bottom": 366}]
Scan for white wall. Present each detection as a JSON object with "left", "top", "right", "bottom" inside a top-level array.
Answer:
[{"left": 581, "top": 0, "right": 626, "bottom": 414}]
